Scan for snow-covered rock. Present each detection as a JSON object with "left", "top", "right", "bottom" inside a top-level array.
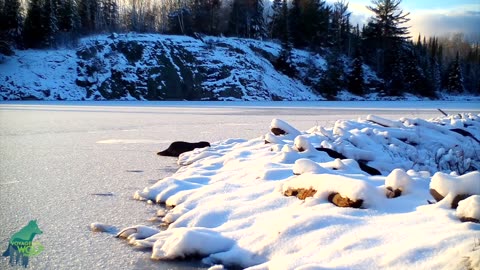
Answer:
[
  {"left": 116, "top": 225, "right": 160, "bottom": 244},
  {"left": 429, "top": 171, "right": 480, "bottom": 208},
  {"left": 385, "top": 168, "right": 413, "bottom": 198},
  {"left": 126, "top": 115, "right": 479, "bottom": 269},
  {"left": 456, "top": 195, "right": 480, "bottom": 223}
]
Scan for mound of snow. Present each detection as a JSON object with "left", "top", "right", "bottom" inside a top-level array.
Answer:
[
  {"left": 122, "top": 115, "right": 480, "bottom": 269},
  {"left": 136, "top": 228, "right": 234, "bottom": 260},
  {"left": 385, "top": 168, "right": 413, "bottom": 194},
  {"left": 282, "top": 173, "right": 381, "bottom": 208},
  {"left": 456, "top": 195, "right": 480, "bottom": 222},
  {"left": 429, "top": 171, "right": 480, "bottom": 208}
]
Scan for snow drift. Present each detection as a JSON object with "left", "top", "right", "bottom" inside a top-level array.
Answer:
[{"left": 119, "top": 113, "right": 480, "bottom": 269}]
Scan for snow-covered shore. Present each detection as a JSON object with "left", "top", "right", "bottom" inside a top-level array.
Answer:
[
  {"left": 1, "top": 102, "right": 479, "bottom": 269},
  {"left": 128, "top": 110, "right": 480, "bottom": 269}
]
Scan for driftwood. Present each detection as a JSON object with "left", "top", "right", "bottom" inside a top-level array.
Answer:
[{"left": 437, "top": 108, "right": 448, "bottom": 117}]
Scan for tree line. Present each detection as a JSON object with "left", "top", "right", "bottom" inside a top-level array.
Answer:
[{"left": 0, "top": 0, "right": 478, "bottom": 97}]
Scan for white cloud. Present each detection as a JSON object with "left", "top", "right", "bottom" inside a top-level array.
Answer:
[{"left": 408, "top": 6, "right": 480, "bottom": 41}]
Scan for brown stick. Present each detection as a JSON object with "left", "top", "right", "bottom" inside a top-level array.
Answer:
[{"left": 437, "top": 108, "right": 448, "bottom": 117}]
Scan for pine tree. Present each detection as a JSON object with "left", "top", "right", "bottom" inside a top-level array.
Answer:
[
  {"left": 275, "top": 0, "right": 296, "bottom": 77},
  {"left": 41, "top": 0, "right": 58, "bottom": 47},
  {"left": 56, "top": 0, "right": 80, "bottom": 46},
  {"left": 446, "top": 52, "right": 465, "bottom": 93},
  {"left": 288, "top": 0, "right": 330, "bottom": 49},
  {"left": 330, "top": 0, "right": 351, "bottom": 53},
  {"left": 250, "top": 0, "right": 266, "bottom": 39},
  {"left": 268, "top": 0, "right": 284, "bottom": 40},
  {"left": 57, "top": 0, "right": 80, "bottom": 32},
  {"left": 168, "top": 7, "right": 192, "bottom": 35},
  {"left": 101, "top": 0, "right": 119, "bottom": 32},
  {"left": 78, "top": 0, "right": 99, "bottom": 34},
  {"left": 318, "top": 51, "right": 345, "bottom": 99},
  {"left": 347, "top": 49, "right": 365, "bottom": 96},
  {"left": 363, "top": 0, "right": 410, "bottom": 81},
  {"left": 23, "top": 0, "right": 44, "bottom": 48},
  {"left": 1, "top": 0, "right": 23, "bottom": 46},
  {"left": 191, "top": 0, "right": 221, "bottom": 35},
  {"left": 228, "top": 0, "right": 265, "bottom": 38}
]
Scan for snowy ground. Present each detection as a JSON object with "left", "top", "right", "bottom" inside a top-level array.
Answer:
[{"left": 0, "top": 101, "right": 479, "bottom": 269}]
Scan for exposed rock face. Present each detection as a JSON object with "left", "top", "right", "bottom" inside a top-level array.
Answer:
[{"left": 74, "top": 35, "right": 323, "bottom": 101}]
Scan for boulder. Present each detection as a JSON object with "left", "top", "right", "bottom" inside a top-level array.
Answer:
[
  {"left": 328, "top": 192, "right": 363, "bottom": 208},
  {"left": 386, "top": 187, "right": 402, "bottom": 198},
  {"left": 456, "top": 195, "right": 480, "bottom": 223}
]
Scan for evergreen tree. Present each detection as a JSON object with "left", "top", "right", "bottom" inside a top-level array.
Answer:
[
  {"left": 101, "top": 0, "right": 119, "bottom": 32},
  {"left": 317, "top": 51, "right": 345, "bottom": 99},
  {"left": 347, "top": 49, "right": 365, "bottom": 96},
  {"left": 56, "top": 0, "right": 81, "bottom": 46},
  {"left": 191, "top": 0, "right": 221, "bottom": 35},
  {"left": 288, "top": 0, "right": 330, "bottom": 49},
  {"left": 402, "top": 47, "right": 434, "bottom": 97},
  {"left": 275, "top": 0, "right": 296, "bottom": 77},
  {"left": 329, "top": 0, "right": 351, "bottom": 53},
  {"left": 78, "top": 0, "right": 99, "bottom": 34},
  {"left": 23, "top": 0, "right": 44, "bottom": 48},
  {"left": 228, "top": 0, "right": 265, "bottom": 38},
  {"left": 363, "top": 0, "right": 410, "bottom": 81},
  {"left": 1, "top": 0, "right": 23, "bottom": 46},
  {"left": 268, "top": 0, "right": 284, "bottom": 40},
  {"left": 250, "top": 0, "right": 266, "bottom": 39},
  {"left": 446, "top": 52, "right": 465, "bottom": 93},
  {"left": 168, "top": 7, "right": 192, "bottom": 35},
  {"left": 41, "top": 0, "right": 58, "bottom": 47},
  {"left": 57, "top": 0, "right": 80, "bottom": 32}
]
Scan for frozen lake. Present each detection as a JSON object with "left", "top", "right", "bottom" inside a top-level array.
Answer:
[{"left": 0, "top": 101, "right": 478, "bottom": 269}]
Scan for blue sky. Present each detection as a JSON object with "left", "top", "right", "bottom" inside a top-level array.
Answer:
[{"left": 325, "top": 0, "right": 480, "bottom": 41}]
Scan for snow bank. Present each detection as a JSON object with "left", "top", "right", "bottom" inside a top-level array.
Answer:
[{"left": 120, "top": 114, "right": 480, "bottom": 269}]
